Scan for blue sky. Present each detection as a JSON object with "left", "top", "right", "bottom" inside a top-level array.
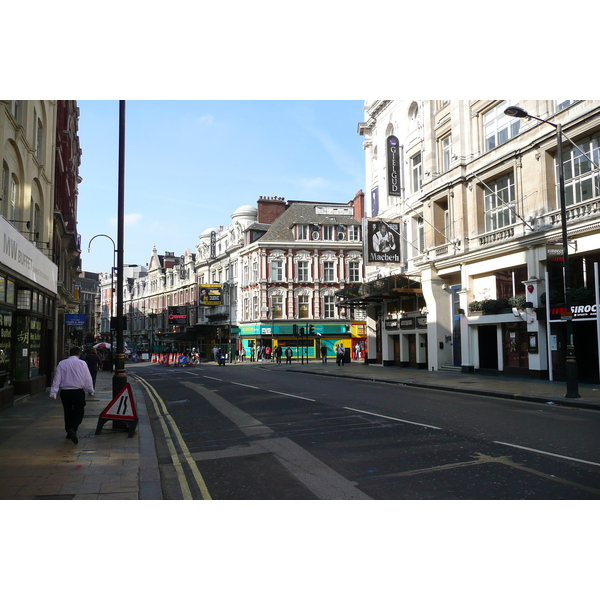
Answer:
[{"left": 78, "top": 100, "right": 366, "bottom": 273}]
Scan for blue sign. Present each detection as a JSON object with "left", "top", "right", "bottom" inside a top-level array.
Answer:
[{"left": 65, "top": 314, "right": 86, "bottom": 327}]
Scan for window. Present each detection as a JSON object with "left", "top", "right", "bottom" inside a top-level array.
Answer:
[
  {"left": 252, "top": 260, "right": 258, "bottom": 283},
  {"left": 296, "top": 224, "right": 309, "bottom": 240},
  {"left": 297, "top": 261, "right": 310, "bottom": 282},
  {"left": 348, "top": 225, "right": 361, "bottom": 241},
  {"left": 322, "top": 225, "right": 334, "bottom": 240},
  {"left": 271, "top": 295, "right": 283, "bottom": 318},
  {"left": 483, "top": 101, "right": 520, "bottom": 151},
  {"left": 484, "top": 173, "right": 516, "bottom": 231},
  {"left": 323, "top": 261, "right": 335, "bottom": 282},
  {"left": 323, "top": 295, "right": 335, "bottom": 318},
  {"left": 349, "top": 261, "right": 360, "bottom": 282},
  {"left": 242, "top": 264, "right": 248, "bottom": 286},
  {"left": 9, "top": 176, "right": 17, "bottom": 221},
  {"left": 559, "top": 133, "right": 600, "bottom": 206},
  {"left": 35, "top": 115, "right": 43, "bottom": 162},
  {"left": 298, "top": 295, "right": 309, "bottom": 318},
  {"left": 442, "top": 135, "right": 452, "bottom": 172},
  {"left": 555, "top": 100, "right": 576, "bottom": 112},
  {"left": 411, "top": 153, "right": 422, "bottom": 192},
  {"left": 271, "top": 260, "right": 283, "bottom": 282},
  {"left": 252, "top": 296, "right": 259, "bottom": 320}
]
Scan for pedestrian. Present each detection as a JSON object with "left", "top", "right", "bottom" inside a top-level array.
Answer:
[
  {"left": 336, "top": 344, "right": 345, "bottom": 366},
  {"left": 49, "top": 347, "right": 95, "bottom": 444},
  {"left": 85, "top": 347, "right": 100, "bottom": 389},
  {"left": 212, "top": 345, "right": 219, "bottom": 362},
  {"left": 265, "top": 345, "right": 271, "bottom": 362},
  {"left": 285, "top": 346, "right": 293, "bottom": 364},
  {"left": 240, "top": 347, "right": 246, "bottom": 362},
  {"left": 321, "top": 343, "right": 328, "bottom": 364},
  {"left": 275, "top": 345, "right": 282, "bottom": 364}
]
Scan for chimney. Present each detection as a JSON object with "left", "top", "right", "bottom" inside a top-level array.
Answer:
[
  {"left": 349, "top": 189, "right": 365, "bottom": 221},
  {"left": 257, "top": 196, "right": 287, "bottom": 224}
]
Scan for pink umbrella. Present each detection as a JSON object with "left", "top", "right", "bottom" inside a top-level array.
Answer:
[{"left": 93, "top": 342, "right": 111, "bottom": 349}]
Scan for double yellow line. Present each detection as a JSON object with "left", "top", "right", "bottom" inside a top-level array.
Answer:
[{"left": 133, "top": 375, "right": 212, "bottom": 500}]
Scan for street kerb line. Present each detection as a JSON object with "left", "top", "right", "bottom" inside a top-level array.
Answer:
[
  {"left": 133, "top": 375, "right": 212, "bottom": 500},
  {"left": 343, "top": 406, "right": 442, "bottom": 430},
  {"left": 269, "top": 390, "right": 316, "bottom": 402},
  {"left": 493, "top": 441, "right": 600, "bottom": 467}
]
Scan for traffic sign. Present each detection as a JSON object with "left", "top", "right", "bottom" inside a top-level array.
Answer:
[{"left": 100, "top": 384, "right": 137, "bottom": 420}]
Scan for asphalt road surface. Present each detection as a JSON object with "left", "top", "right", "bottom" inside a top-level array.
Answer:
[{"left": 132, "top": 362, "right": 600, "bottom": 500}]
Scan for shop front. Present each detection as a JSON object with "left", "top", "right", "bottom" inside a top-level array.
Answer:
[{"left": 0, "top": 219, "right": 58, "bottom": 410}]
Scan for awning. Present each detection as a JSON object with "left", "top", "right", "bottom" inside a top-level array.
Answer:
[{"left": 336, "top": 274, "right": 422, "bottom": 307}]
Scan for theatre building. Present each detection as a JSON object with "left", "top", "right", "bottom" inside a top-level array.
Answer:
[{"left": 349, "top": 100, "right": 600, "bottom": 383}]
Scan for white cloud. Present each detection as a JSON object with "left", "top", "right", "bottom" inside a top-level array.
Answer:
[{"left": 196, "top": 115, "right": 214, "bottom": 126}]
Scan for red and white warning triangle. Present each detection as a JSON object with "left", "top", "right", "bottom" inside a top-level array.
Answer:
[{"left": 100, "top": 384, "right": 137, "bottom": 421}]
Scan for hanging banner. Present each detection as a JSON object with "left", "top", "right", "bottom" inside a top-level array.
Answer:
[
  {"left": 387, "top": 136, "right": 402, "bottom": 196},
  {"left": 199, "top": 284, "right": 222, "bottom": 306},
  {"left": 365, "top": 218, "right": 402, "bottom": 265}
]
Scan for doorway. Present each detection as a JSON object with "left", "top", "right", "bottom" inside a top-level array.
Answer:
[{"left": 478, "top": 325, "right": 498, "bottom": 370}]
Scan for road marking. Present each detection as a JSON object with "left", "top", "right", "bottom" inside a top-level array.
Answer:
[
  {"left": 133, "top": 375, "right": 212, "bottom": 500},
  {"left": 268, "top": 390, "right": 316, "bottom": 402},
  {"left": 203, "top": 376, "right": 222, "bottom": 381},
  {"left": 343, "top": 406, "right": 442, "bottom": 430},
  {"left": 231, "top": 382, "right": 259, "bottom": 389},
  {"left": 493, "top": 441, "right": 600, "bottom": 468}
]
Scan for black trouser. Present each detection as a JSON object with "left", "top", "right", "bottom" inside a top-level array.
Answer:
[{"left": 60, "top": 389, "right": 86, "bottom": 433}]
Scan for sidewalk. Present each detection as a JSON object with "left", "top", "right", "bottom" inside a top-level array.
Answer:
[
  {"left": 0, "top": 368, "right": 160, "bottom": 500},
  {"left": 1, "top": 359, "right": 598, "bottom": 500},
  {"left": 251, "top": 359, "right": 600, "bottom": 411}
]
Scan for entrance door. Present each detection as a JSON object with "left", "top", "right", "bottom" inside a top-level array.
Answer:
[
  {"left": 503, "top": 322, "right": 528, "bottom": 374},
  {"left": 408, "top": 334, "right": 417, "bottom": 367},
  {"left": 478, "top": 325, "right": 498, "bottom": 370},
  {"left": 451, "top": 285, "right": 462, "bottom": 366},
  {"left": 393, "top": 336, "right": 400, "bottom": 365}
]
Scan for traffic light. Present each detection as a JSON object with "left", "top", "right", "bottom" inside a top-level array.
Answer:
[
  {"left": 299, "top": 327, "right": 305, "bottom": 336},
  {"left": 309, "top": 324, "right": 315, "bottom": 335},
  {"left": 293, "top": 324, "right": 298, "bottom": 336}
]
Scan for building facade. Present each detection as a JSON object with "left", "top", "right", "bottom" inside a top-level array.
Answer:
[
  {"left": 1, "top": 100, "right": 77, "bottom": 408},
  {"left": 342, "top": 100, "right": 600, "bottom": 383},
  {"left": 121, "top": 193, "right": 368, "bottom": 362}
]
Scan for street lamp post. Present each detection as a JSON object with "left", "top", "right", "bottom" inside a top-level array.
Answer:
[{"left": 504, "top": 105, "right": 580, "bottom": 398}]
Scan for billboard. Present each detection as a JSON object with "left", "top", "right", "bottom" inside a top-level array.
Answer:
[
  {"left": 199, "top": 284, "right": 222, "bottom": 306},
  {"left": 168, "top": 306, "right": 188, "bottom": 323},
  {"left": 365, "top": 218, "right": 402, "bottom": 265}
]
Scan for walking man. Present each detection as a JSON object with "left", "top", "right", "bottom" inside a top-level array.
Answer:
[
  {"left": 50, "top": 347, "right": 95, "bottom": 444},
  {"left": 321, "top": 342, "right": 328, "bottom": 364}
]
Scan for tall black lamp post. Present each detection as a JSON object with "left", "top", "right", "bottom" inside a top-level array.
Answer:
[
  {"left": 504, "top": 105, "right": 580, "bottom": 398},
  {"left": 113, "top": 100, "right": 128, "bottom": 398}
]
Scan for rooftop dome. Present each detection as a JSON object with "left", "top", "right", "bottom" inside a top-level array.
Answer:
[{"left": 231, "top": 204, "right": 258, "bottom": 219}]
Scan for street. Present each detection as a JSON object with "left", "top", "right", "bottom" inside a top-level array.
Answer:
[{"left": 132, "top": 362, "right": 600, "bottom": 500}]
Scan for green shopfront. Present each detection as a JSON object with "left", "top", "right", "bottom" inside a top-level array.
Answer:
[{"left": 0, "top": 219, "right": 57, "bottom": 410}]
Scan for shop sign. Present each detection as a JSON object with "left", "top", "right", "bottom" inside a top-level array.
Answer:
[
  {"left": 385, "top": 319, "right": 399, "bottom": 330},
  {"left": 400, "top": 317, "right": 415, "bottom": 329},
  {"left": 416, "top": 316, "right": 428, "bottom": 328},
  {"left": 0, "top": 218, "right": 58, "bottom": 293},
  {"left": 65, "top": 314, "right": 86, "bottom": 327}
]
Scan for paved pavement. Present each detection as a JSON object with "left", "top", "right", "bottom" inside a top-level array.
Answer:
[{"left": 0, "top": 359, "right": 598, "bottom": 500}]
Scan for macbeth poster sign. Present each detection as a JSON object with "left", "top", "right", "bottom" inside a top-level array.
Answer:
[
  {"left": 387, "top": 136, "right": 401, "bottom": 196},
  {"left": 365, "top": 218, "right": 402, "bottom": 265}
]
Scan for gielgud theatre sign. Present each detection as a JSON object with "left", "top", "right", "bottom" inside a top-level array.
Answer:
[{"left": 365, "top": 218, "right": 402, "bottom": 266}]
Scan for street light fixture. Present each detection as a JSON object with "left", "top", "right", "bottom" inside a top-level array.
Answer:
[{"left": 504, "top": 105, "right": 580, "bottom": 398}]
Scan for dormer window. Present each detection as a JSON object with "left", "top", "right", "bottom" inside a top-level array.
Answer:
[{"left": 296, "top": 224, "right": 309, "bottom": 240}]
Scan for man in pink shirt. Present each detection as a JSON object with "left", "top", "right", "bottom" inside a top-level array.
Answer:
[{"left": 50, "top": 347, "right": 95, "bottom": 444}]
